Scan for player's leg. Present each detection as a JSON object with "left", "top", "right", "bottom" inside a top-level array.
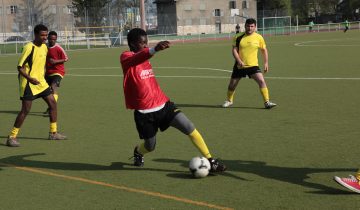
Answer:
[
  {"left": 222, "top": 78, "right": 240, "bottom": 107},
  {"left": 51, "top": 75, "right": 62, "bottom": 103},
  {"left": 251, "top": 72, "right": 276, "bottom": 109},
  {"left": 51, "top": 83, "right": 59, "bottom": 102},
  {"left": 44, "top": 76, "right": 61, "bottom": 114},
  {"left": 13, "top": 100, "right": 32, "bottom": 128},
  {"left": 170, "top": 112, "right": 226, "bottom": 172},
  {"left": 6, "top": 100, "right": 33, "bottom": 147},
  {"left": 227, "top": 78, "right": 240, "bottom": 100},
  {"left": 133, "top": 136, "right": 156, "bottom": 167},
  {"left": 132, "top": 111, "right": 158, "bottom": 166},
  {"left": 43, "top": 75, "right": 52, "bottom": 114},
  {"left": 170, "top": 113, "right": 210, "bottom": 156},
  {"left": 222, "top": 63, "right": 243, "bottom": 108},
  {"left": 43, "top": 93, "right": 66, "bottom": 140}
]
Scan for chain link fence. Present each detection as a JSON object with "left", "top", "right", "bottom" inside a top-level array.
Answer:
[{"left": 1, "top": 2, "right": 360, "bottom": 55}]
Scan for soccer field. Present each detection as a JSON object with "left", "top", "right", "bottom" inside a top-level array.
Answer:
[{"left": 1, "top": 30, "right": 360, "bottom": 209}]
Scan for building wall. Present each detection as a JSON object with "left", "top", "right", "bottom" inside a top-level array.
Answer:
[
  {"left": 0, "top": 0, "right": 23, "bottom": 34},
  {"left": 176, "top": 0, "right": 257, "bottom": 35},
  {"left": 0, "top": 0, "right": 72, "bottom": 36}
]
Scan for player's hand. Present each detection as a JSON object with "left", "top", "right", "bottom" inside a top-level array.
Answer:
[
  {"left": 237, "top": 60, "right": 244, "bottom": 68},
  {"left": 49, "top": 58, "right": 56, "bottom": 64},
  {"left": 263, "top": 63, "right": 269, "bottom": 73},
  {"left": 155, "top": 41, "right": 170, "bottom": 52},
  {"left": 28, "top": 77, "right": 40, "bottom": 85}
]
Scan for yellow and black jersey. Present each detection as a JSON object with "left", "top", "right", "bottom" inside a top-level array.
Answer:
[
  {"left": 232, "top": 32, "right": 266, "bottom": 68},
  {"left": 18, "top": 42, "right": 49, "bottom": 97}
]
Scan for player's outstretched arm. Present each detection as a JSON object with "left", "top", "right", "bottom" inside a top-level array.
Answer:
[{"left": 154, "top": 41, "right": 170, "bottom": 52}]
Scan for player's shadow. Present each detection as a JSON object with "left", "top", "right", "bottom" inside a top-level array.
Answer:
[
  {"left": 0, "top": 110, "right": 19, "bottom": 115},
  {"left": 0, "top": 136, "right": 49, "bottom": 145},
  {"left": 0, "top": 110, "right": 48, "bottom": 117},
  {"left": 153, "top": 158, "right": 356, "bottom": 195},
  {"left": 176, "top": 104, "right": 264, "bottom": 110},
  {"left": 0, "top": 153, "right": 185, "bottom": 174},
  {"left": 0, "top": 154, "right": 354, "bottom": 194}
]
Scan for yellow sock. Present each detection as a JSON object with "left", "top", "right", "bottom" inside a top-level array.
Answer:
[
  {"left": 356, "top": 171, "right": 360, "bottom": 182},
  {"left": 53, "top": 94, "right": 58, "bottom": 102},
  {"left": 188, "top": 129, "right": 212, "bottom": 159},
  {"left": 9, "top": 127, "right": 20, "bottom": 138},
  {"left": 50, "top": 122, "right": 57, "bottom": 133},
  {"left": 227, "top": 90, "right": 235, "bottom": 102},
  {"left": 137, "top": 143, "right": 150, "bottom": 155},
  {"left": 260, "top": 87, "right": 270, "bottom": 102}
]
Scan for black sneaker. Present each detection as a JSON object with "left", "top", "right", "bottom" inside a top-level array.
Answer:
[
  {"left": 133, "top": 147, "right": 144, "bottom": 167},
  {"left": 208, "top": 158, "right": 226, "bottom": 172}
]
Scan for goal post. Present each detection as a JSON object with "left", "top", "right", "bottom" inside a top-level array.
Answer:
[{"left": 260, "top": 16, "right": 292, "bottom": 36}]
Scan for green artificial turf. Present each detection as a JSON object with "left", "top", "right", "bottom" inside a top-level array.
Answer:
[{"left": 1, "top": 30, "right": 360, "bottom": 209}]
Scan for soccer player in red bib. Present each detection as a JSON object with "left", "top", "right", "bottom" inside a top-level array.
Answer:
[
  {"left": 120, "top": 28, "right": 226, "bottom": 173},
  {"left": 44, "top": 31, "right": 69, "bottom": 114}
]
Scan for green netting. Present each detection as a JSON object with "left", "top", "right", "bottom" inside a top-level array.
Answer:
[{"left": 260, "top": 16, "right": 292, "bottom": 36}]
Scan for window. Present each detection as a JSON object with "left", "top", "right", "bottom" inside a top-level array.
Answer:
[
  {"left": 63, "top": 5, "right": 72, "bottom": 14},
  {"left": 63, "top": 5, "right": 76, "bottom": 15},
  {"left": 229, "top": 1, "right": 236, "bottom": 9},
  {"left": 242, "top": 1, "right": 249, "bottom": 9},
  {"left": 200, "top": 18, "right": 207, "bottom": 25},
  {"left": 184, "top": 4, "right": 192, "bottom": 11},
  {"left": 199, "top": 4, "right": 206, "bottom": 11},
  {"left": 185, "top": 19, "right": 192, "bottom": 26},
  {"left": 214, "top": 9, "right": 221, "bottom": 17},
  {"left": 0, "top": 7, "right": 2, "bottom": 15},
  {"left": 49, "top": 5, "right": 57, "bottom": 14},
  {"left": 10, "top": 5, "right": 17, "bottom": 14}
]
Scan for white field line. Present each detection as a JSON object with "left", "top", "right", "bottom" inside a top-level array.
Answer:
[
  {"left": 1, "top": 66, "right": 360, "bottom": 80},
  {"left": 294, "top": 38, "right": 360, "bottom": 47}
]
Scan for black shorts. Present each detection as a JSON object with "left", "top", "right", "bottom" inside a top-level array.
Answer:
[
  {"left": 134, "top": 101, "right": 181, "bottom": 139},
  {"left": 231, "top": 63, "right": 261, "bottom": 79},
  {"left": 21, "top": 86, "right": 52, "bottom": 101},
  {"left": 45, "top": 75, "right": 62, "bottom": 87}
]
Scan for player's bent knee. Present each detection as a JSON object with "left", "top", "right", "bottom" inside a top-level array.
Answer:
[
  {"left": 171, "top": 113, "right": 195, "bottom": 135},
  {"left": 144, "top": 136, "right": 156, "bottom": 152}
]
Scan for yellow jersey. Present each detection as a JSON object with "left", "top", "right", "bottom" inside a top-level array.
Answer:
[
  {"left": 232, "top": 32, "right": 266, "bottom": 68},
  {"left": 18, "top": 42, "right": 49, "bottom": 97}
]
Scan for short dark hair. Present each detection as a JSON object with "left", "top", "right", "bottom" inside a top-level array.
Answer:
[
  {"left": 127, "top": 28, "right": 147, "bottom": 48},
  {"left": 48, "top": 31, "right": 57, "bottom": 37},
  {"left": 245, "top": 18, "right": 257, "bottom": 26},
  {"left": 34, "top": 24, "right": 48, "bottom": 34}
]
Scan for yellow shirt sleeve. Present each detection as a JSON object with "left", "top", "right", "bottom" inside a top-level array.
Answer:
[
  {"left": 18, "top": 43, "right": 33, "bottom": 67},
  {"left": 232, "top": 34, "right": 237, "bottom": 47},
  {"left": 259, "top": 36, "right": 266, "bottom": 49}
]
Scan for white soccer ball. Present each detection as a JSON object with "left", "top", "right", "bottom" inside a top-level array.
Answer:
[{"left": 189, "top": 157, "right": 211, "bottom": 178}]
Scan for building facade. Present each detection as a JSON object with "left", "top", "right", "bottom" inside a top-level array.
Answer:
[
  {"left": 156, "top": 0, "right": 257, "bottom": 35},
  {"left": 0, "top": 0, "right": 73, "bottom": 41}
]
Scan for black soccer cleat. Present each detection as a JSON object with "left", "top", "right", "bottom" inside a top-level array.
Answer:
[
  {"left": 133, "top": 147, "right": 144, "bottom": 167},
  {"left": 208, "top": 158, "right": 226, "bottom": 172}
]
